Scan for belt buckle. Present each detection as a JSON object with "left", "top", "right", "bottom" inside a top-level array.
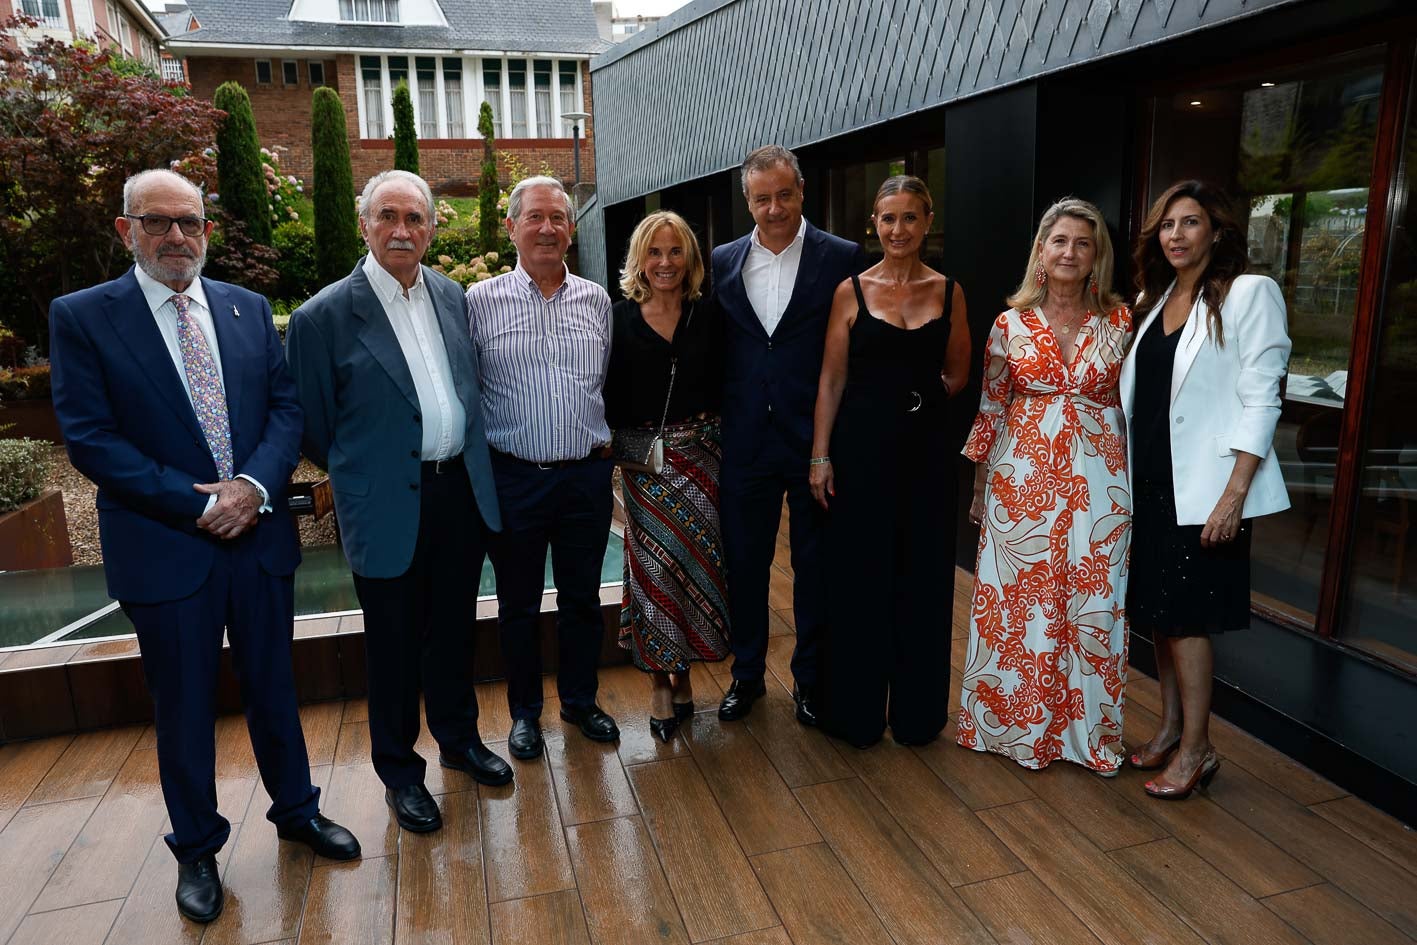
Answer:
[
  {"left": 907, "top": 390, "right": 923, "bottom": 413},
  {"left": 434, "top": 457, "right": 449, "bottom": 474}
]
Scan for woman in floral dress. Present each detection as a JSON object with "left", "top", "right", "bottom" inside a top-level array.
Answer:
[{"left": 958, "top": 197, "right": 1133, "bottom": 775}]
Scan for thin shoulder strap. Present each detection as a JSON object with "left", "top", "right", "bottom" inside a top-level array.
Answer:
[
  {"left": 943, "top": 277, "right": 956, "bottom": 320},
  {"left": 850, "top": 273, "right": 868, "bottom": 312}
]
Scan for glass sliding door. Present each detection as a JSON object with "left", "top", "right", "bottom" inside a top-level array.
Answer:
[{"left": 1148, "top": 50, "right": 1385, "bottom": 626}]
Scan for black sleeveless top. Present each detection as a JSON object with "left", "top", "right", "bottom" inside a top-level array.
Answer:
[{"left": 842, "top": 273, "right": 954, "bottom": 412}]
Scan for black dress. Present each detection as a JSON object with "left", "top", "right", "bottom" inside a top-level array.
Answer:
[
  {"left": 818, "top": 275, "right": 957, "bottom": 747},
  {"left": 1127, "top": 321, "right": 1252, "bottom": 636}
]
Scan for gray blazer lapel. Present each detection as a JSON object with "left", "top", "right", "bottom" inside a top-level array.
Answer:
[{"left": 349, "top": 262, "right": 421, "bottom": 412}]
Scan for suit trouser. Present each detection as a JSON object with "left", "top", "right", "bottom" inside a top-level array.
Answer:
[
  {"left": 123, "top": 541, "right": 318, "bottom": 864},
  {"left": 488, "top": 452, "right": 614, "bottom": 722},
  {"left": 719, "top": 423, "right": 826, "bottom": 688},
  {"left": 352, "top": 462, "right": 487, "bottom": 789}
]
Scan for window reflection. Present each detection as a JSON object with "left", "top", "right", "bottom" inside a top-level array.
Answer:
[
  {"left": 1342, "top": 67, "right": 1417, "bottom": 672},
  {"left": 1150, "top": 52, "right": 1384, "bottom": 624}
]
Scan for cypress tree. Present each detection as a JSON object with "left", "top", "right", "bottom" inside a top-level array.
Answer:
[
  {"left": 477, "top": 101, "right": 498, "bottom": 254},
  {"left": 211, "top": 81, "right": 272, "bottom": 245},
  {"left": 392, "top": 79, "right": 419, "bottom": 174},
  {"left": 311, "top": 86, "right": 362, "bottom": 283}
]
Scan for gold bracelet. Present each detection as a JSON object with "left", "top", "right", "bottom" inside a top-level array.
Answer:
[{"left": 809, "top": 456, "right": 832, "bottom": 466}]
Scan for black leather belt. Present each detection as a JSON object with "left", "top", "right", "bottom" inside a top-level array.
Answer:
[
  {"left": 421, "top": 453, "right": 463, "bottom": 474},
  {"left": 491, "top": 447, "right": 606, "bottom": 470}
]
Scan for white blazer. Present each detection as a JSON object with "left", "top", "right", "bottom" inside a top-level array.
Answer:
[{"left": 1119, "top": 273, "right": 1292, "bottom": 526}]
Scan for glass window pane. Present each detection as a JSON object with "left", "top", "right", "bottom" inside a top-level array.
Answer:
[
  {"left": 508, "top": 59, "right": 527, "bottom": 138},
  {"left": 483, "top": 60, "right": 502, "bottom": 138},
  {"left": 361, "top": 56, "right": 384, "bottom": 138},
  {"left": 309, "top": 61, "right": 325, "bottom": 87},
  {"left": 282, "top": 60, "right": 298, "bottom": 85},
  {"left": 444, "top": 59, "right": 463, "bottom": 137},
  {"left": 534, "top": 62, "right": 553, "bottom": 138},
  {"left": 559, "top": 61, "right": 578, "bottom": 122},
  {"left": 1341, "top": 66, "right": 1417, "bottom": 671},
  {"left": 1148, "top": 51, "right": 1385, "bottom": 626}
]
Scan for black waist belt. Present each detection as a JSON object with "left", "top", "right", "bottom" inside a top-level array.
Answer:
[
  {"left": 491, "top": 448, "right": 603, "bottom": 470},
  {"left": 421, "top": 453, "right": 464, "bottom": 475}
]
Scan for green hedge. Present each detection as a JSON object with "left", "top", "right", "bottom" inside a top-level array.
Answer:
[
  {"left": 272, "top": 220, "right": 319, "bottom": 301},
  {"left": 0, "top": 437, "right": 50, "bottom": 512}
]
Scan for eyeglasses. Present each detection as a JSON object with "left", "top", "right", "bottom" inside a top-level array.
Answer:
[{"left": 124, "top": 213, "right": 208, "bottom": 237}]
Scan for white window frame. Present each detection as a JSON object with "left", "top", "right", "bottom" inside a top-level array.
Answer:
[{"left": 254, "top": 58, "right": 273, "bottom": 85}]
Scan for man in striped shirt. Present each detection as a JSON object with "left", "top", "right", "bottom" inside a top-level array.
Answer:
[{"left": 466, "top": 176, "right": 619, "bottom": 761}]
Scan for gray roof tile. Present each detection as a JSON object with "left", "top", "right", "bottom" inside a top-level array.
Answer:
[{"left": 174, "top": 0, "right": 610, "bottom": 53}]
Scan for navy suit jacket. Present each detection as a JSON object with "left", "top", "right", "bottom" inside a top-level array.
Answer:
[
  {"left": 49, "top": 268, "right": 302, "bottom": 604},
  {"left": 285, "top": 258, "right": 501, "bottom": 580},
  {"left": 711, "top": 222, "right": 866, "bottom": 463}
]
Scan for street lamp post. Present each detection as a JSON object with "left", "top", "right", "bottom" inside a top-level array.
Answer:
[{"left": 561, "top": 110, "right": 590, "bottom": 196}]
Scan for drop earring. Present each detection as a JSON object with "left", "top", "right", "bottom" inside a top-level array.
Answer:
[{"left": 1035, "top": 263, "right": 1047, "bottom": 287}]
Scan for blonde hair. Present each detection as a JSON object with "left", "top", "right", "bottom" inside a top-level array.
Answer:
[
  {"left": 618, "top": 211, "right": 705, "bottom": 303},
  {"left": 1007, "top": 197, "right": 1125, "bottom": 314}
]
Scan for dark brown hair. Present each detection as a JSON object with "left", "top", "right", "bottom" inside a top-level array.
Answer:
[
  {"left": 1133, "top": 180, "right": 1248, "bottom": 344},
  {"left": 873, "top": 174, "right": 933, "bottom": 215}
]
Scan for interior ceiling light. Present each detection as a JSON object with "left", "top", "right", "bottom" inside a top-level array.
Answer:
[
  {"left": 1261, "top": 81, "right": 1276, "bottom": 87},
  {"left": 1189, "top": 100, "right": 1202, "bottom": 106}
]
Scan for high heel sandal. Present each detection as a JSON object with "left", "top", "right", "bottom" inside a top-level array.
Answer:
[
  {"left": 1129, "top": 733, "right": 1181, "bottom": 771},
  {"left": 1144, "top": 749, "right": 1220, "bottom": 800},
  {"left": 649, "top": 715, "right": 681, "bottom": 743},
  {"left": 672, "top": 700, "right": 694, "bottom": 721}
]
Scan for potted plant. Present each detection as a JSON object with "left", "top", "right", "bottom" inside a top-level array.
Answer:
[{"left": 0, "top": 435, "right": 73, "bottom": 569}]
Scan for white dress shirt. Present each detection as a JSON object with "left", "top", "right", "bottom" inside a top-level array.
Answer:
[
  {"left": 741, "top": 217, "right": 807, "bottom": 337},
  {"left": 363, "top": 254, "right": 466, "bottom": 461},
  {"left": 132, "top": 265, "right": 268, "bottom": 511}
]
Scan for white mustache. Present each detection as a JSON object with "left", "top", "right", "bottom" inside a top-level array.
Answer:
[{"left": 386, "top": 239, "right": 417, "bottom": 250}]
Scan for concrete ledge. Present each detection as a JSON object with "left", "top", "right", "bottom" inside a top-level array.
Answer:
[{"left": 0, "top": 588, "right": 627, "bottom": 742}]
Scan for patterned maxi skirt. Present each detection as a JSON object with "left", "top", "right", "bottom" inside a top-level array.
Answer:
[{"left": 618, "top": 418, "right": 731, "bottom": 673}]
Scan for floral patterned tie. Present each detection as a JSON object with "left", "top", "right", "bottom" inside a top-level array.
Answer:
[{"left": 172, "top": 293, "right": 233, "bottom": 481}]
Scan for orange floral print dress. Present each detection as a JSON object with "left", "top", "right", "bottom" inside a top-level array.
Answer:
[{"left": 958, "top": 306, "right": 1134, "bottom": 773}]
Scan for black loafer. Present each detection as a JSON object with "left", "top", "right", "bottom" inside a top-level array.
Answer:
[
  {"left": 508, "top": 719, "right": 544, "bottom": 760},
  {"left": 277, "top": 813, "right": 361, "bottom": 860},
  {"left": 175, "top": 854, "right": 223, "bottom": 924},
  {"left": 793, "top": 684, "right": 819, "bottom": 727},
  {"left": 385, "top": 784, "right": 442, "bottom": 833},
  {"left": 648, "top": 715, "right": 681, "bottom": 743},
  {"left": 559, "top": 703, "right": 620, "bottom": 742},
  {"left": 440, "top": 741, "right": 514, "bottom": 786},
  {"left": 717, "top": 678, "right": 767, "bottom": 721}
]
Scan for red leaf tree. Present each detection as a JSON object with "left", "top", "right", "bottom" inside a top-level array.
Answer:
[{"left": 0, "top": 18, "right": 222, "bottom": 351}]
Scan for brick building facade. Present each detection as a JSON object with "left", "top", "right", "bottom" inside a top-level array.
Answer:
[
  {"left": 167, "top": 0, "right": 606, "bottom": 195},
  {"left": 184, "top": 53, "right": 595, "bottom": 194},
  {"left": 2, "top": 0, "right": 163, "bottom": 65}
]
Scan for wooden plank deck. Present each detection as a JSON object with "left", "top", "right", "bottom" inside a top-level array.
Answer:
[{"left": 1, "top": 516, "right": 1414, "bottom": 945}]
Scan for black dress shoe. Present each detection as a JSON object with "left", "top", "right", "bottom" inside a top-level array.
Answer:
[
  {"left": 672, "top": 700, "right": 694, "bottom": 721},
  {"left": 277, "top": 813, "right": 361, "bottom": 860},
  {"left": 384, "top": 784, "right": 442, "bottom": 833},
  {"left": 793, "top": 684, "right": 818, "bottom": 727},
  {"left": 560, "top": 703, "right": 620, "bottom": 742},
  {"left": 648, "top": 715, "right": 681, "bottom": 743},
  {"left": 175, "top": 854, "right": 223, "bottom": 923},
  {"left": 508, "top": 719, "right": 544, "bottom": 760},
  {"left": 440, "top": 741, "right": 514, "bottom": 786},
  {"left": 717, "top": 678, "right": 767, "bottom": 721}
]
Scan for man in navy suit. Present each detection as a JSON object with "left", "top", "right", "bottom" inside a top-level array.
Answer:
[
  {"left": 286, "top": 170, "right": 509, "bottom": 837},
  {"left": 48, "top": 169, "right": 359, "bottom": 925},
  {"left": 712, "top": 145, "right": 866, "bottom": 724}
]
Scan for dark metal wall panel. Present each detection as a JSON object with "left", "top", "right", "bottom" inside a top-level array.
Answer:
[
  {"left": 590, "top": 0, "right": 1299, "bottom": 206},
  {"left": 575, "top": 195, "right": 607, "bottom": 288}
]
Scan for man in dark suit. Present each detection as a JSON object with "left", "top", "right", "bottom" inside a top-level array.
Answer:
[
  {"left": 49, "top": 169, "right": 360, "bottom": 925},
  {"left": 712, "top": 145, "right": 866, "bottom": 724},
  {"left": 286, "top": 170, "right": 508, "bottom": 837}
]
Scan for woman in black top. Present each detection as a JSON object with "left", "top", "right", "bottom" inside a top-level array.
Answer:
[
  {"left": 808, "top": 176, "right": 972, "bottom": 748},
  {"left": 605, "top": 210, "right": 729, "bottom": 741}
]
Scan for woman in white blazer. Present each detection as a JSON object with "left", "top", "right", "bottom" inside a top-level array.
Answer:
[{"left": 1120, "top": 180, "right": 1291, "bottom": 800}]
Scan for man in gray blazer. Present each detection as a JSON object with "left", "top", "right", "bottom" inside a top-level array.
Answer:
[{"left": 287, "top": 170, "right": 507, "bottom": 834}]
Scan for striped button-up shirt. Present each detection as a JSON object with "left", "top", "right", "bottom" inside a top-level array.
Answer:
[{"left": 466, "top": 263, "right": 612, "bottom": 463}]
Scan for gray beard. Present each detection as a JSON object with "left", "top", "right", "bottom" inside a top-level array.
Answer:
[{"left": 132, "top": 241, "right": 206, "bottom": 287}]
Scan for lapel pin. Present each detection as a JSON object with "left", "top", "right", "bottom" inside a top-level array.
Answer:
[{"left": 232, "top": 304, "right": 241, "bottom": 318}]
